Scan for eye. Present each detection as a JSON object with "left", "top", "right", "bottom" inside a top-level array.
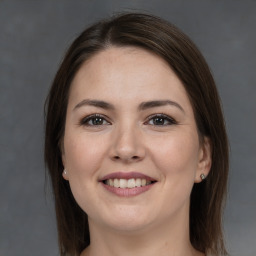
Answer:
[
  {"left": 80, "top": 114, "right": 111, "bottom": 126},
  {"left": 145, "top": 114, "right": 177, "bottom": 126}
]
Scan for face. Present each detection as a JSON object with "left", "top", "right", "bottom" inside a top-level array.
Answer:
[{"left": 62, "top": 47, "right": 211, "bottom": 233}]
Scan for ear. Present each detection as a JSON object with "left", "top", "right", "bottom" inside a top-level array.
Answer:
[
  {"left": 60, "top": 143, "right": 69, "bottom": 181},
  {"left": 61, "top": 158, "right": 69, "bottom": 181},
  {"left": 195, "top": 136, "right": 212, "bottom": 183}
]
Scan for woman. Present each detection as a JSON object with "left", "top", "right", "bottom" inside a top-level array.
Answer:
[{"left": 44, "top": 13, "right": 229, "bottom": 256}]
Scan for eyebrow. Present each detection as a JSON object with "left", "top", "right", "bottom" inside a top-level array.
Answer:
[
  {"left": 73, "top": 99, "right": 115, "bottom": 111},
  {"left": 73, "top": 99, "right": 184, "bottom": 113},
  {"left": 138, "top": 100, "right": 185, "bottom": 113}
]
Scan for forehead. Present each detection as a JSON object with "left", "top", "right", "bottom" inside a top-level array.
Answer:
[
  {"left": 84, "top": 46, "right": 170, "bottom": 71},
  {"left": 69, "top": 46, "right": 191, "bottom": 111},
  {"left": 73, "top": 46, "right": 173, "bottom": 84}
]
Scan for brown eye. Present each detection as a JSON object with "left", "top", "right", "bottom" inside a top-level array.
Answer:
[
  {"left": 146, "top": 114, "right": 177, "bottom": 126},
  {"left": 80, "top": 114, "right": 110, "bottom": 126},
  {"left": 152, "top": 116, "right": 165, "bottom": 125}
]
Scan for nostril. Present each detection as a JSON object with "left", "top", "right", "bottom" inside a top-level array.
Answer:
[{"left": 112, "top": 155, "right": 140, "bottom": 161}]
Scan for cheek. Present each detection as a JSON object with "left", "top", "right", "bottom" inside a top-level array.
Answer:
[
  {"left": 63, "top": 132, "right": 107, "bottom": 180},
  {"left": 150, "top": 131, "right": 200, "bottom": 186},
  {"left": 63, "top": 133, "right": 109, "bottom": 213},
  {"left": 152, "top": 133, "right": 200, "bottom": 215}
]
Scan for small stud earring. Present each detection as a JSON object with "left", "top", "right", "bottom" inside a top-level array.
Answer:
[
  {"left": 63, "top": 169, "right": 67, "bottom": 175},
  {"left": 200, "top": 174, "right": 206, "bottom": 180}
]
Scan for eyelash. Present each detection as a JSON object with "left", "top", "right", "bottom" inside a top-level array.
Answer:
[
  {"left": 79, "top": 113, "right": 177, "bottom": 127},
  {"left": 145, "top": 113, "right": 177, "bottom": 126},
  {"left": 79, "top": 114, "right": 110, "bottom": 126}
]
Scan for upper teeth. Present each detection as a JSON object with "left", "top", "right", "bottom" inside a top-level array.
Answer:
[{"left": 105, "top": 178, "right": 152, "bottom": 188}]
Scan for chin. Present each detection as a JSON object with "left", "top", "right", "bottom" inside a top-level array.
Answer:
[
  {"left": 93, "top": 205, "right": 155, "bottom": 233},
  {"left": 105, "top": 218, "right": 153, "bottom": 234}
]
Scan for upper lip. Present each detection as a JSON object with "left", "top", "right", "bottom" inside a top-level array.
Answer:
[{"left": 99, "top": 172, "right": 157, "bottom": 182}]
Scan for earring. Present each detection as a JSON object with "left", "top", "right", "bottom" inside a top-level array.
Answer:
[
  {"left": 200, "top": 173, "right": 206, "bottom": 180},
  {"left": 63, "top": 169, "right": 67, "bottom": 175}
]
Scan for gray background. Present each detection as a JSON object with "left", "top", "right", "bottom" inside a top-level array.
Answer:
[{"left": 0, "top": 1, "right": 255, "bottom": 256}]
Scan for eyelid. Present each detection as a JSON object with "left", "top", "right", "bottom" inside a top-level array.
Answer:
[
  {"left": 79, "top": 113, "right": 111, "bottom": 126},
  {"left": 79, "top": 113, "right": 177, "bottom": 127},
  {"left": 144, "top": 113, "right": 177, "bottom": 125}
]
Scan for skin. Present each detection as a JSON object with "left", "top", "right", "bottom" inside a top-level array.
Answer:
[{"left": 62, "top": 47, "right": 211, "bottom": 256}]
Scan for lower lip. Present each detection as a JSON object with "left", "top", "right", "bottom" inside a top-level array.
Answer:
[{"left": 101, "top": 182, "right": 155, "bottom": 197}]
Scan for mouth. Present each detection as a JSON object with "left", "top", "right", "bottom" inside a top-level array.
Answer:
[
  {"left": 102, "top": 178, "right": 156, "bottom": 188},
  {"left": 99, "top": 172, "right": 157, "bottom": 196}
]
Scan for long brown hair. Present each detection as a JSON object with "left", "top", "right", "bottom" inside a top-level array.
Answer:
[{"left": 44, "top": 13, "right": 229, "bottom": 256}]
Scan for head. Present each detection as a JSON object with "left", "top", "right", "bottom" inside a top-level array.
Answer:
[{"left": 44, "top": 13, "right": 229, "bottom": 256}]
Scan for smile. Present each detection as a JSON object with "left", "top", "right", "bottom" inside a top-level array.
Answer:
[
  {"left": 103, "top": 178, "right": 154, "bottom": 188},
  {"left": 100, "top": 172, "right": 157, "bottom": 197}
]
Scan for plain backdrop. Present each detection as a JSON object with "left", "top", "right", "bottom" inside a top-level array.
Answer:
[{"left": 0, "top": 1, "right": 255, "bottom": 256}]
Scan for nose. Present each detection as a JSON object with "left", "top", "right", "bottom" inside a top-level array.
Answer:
[{"left": 110, "top": 125, "right": 146, "bottom": 163}]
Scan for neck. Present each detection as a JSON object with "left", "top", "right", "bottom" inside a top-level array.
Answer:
[{"left": 81, "top": 203, "right": 202, "bottom": 256}]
